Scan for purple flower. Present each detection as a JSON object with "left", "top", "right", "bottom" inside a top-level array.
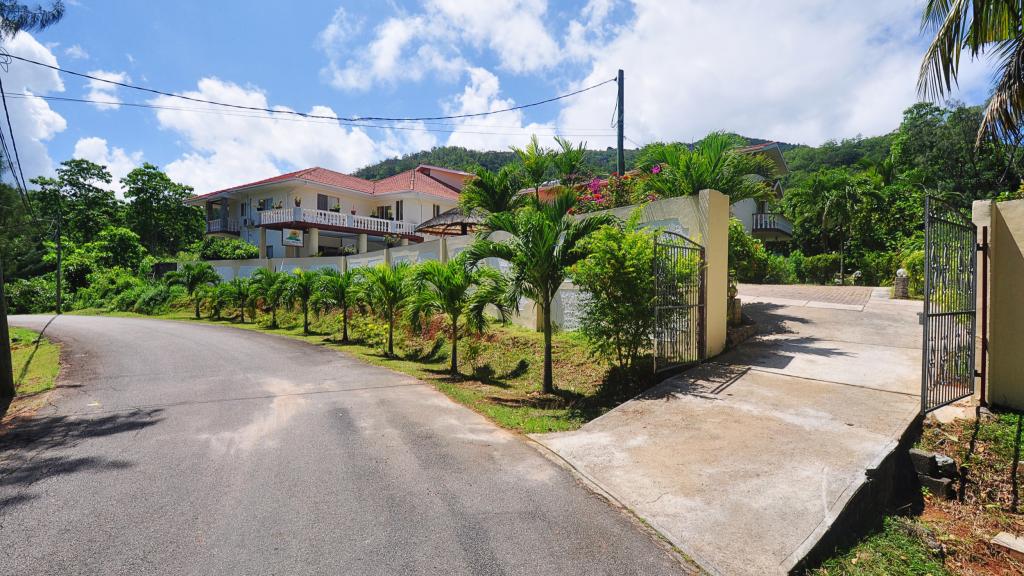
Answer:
[
  {"left": 588, "top": 177, "right": 602, "bottom": 193},
  {"left": 651, "top": 164, "right": 662, "bottom": 174}
]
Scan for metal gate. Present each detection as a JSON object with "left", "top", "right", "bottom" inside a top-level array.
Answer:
[
  {"left": 921, "top": 195, "right": 978, "bottom": 413},
  {"left": 653, "top": 231, "right": 706, "bottom": 373}
]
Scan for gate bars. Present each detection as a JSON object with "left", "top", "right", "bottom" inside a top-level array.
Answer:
[{"left": 653, "top": 231, "right": 706, "bottom": 373}]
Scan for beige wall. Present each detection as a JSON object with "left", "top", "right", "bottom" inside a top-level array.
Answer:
[{"left": 986, "top": 199, "right": 1024, "bottom": 409}]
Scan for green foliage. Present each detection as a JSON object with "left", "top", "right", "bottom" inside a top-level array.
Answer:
[
  {"left": 73, "top": 267, "right": 144, "bottom": 309},
  {"left": 283, "top": 268, "right": 320, "bottom": 334},
  {"left": 29, "top": 159, "right": 122, "bottom": 244},
  {"left": 803, "top": 253, "right": 842, "bottom": 284},
  {"left": 190, "top": 236, "right": 259, "bottom": 260},
  {"left": 4, "top": 275, "right": 56, "bottom": 314},
  {"left": 250, "top": 268, "right": 289, "bottom": 328},
  {"left": 511, "top": 134, "right": 553, "bottom": 199},
  {"left": 121, "top": 163, "right": 204, "bottom": 255},
  {"left": 357, "top": 263, "right": 414, "bottom": 356},
  {"left": 165, "top": 260, "right": 221, "bottom": 318},
  {"left": 313, "top": 268, "right": 359, "bottom": 341},
  {"left": 572, "top": 211, "right": 658, "bottom": 374},
  {"left": 728, "top": 218, "right": 768, "bottom": 282},
  {"left": 459, "top": 164, "right": 526, "bottom": 214},
  {"left": 764, "top": 253, "right": 797, "bottom": 284},
  {"left": 813, "top": 517, "right": 949, "bottom": 576},
  {"left": 901, "top": 250, "right": 926, "bottom": 298},
  {"left": 224, "top": 277, "right": 255, "bottom": 323}
]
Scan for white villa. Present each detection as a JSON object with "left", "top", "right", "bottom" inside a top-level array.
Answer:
[
  {"left": 732, "top": 142, "right": 793, "bottom": 243},
  {"left": 185, "top": 164, "right": 471, "bottom": 258}
]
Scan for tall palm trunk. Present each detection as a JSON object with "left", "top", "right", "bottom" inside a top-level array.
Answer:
[
  {"left": 193, "top": 294, "right": 201, "bottom": 319},
  {"left": 302, "top": 301, "right": 309, "bottom": 334},
  {"left": 450, "top": 314, "right": 459, "bottom": 375},
  {"left": 387, "top": 317, "right": 394, "bottom": 357},
  {"left": 341, "top": 306, "right": 349, "bottom": 342},
  {"left": 541, "top": 298, "right": 554, "bottom": 393},
  {"left": 270, "top": 306, "right": 277, "bottom": 329}
]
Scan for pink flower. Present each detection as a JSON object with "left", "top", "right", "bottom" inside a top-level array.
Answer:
[
  {"left": 588, "top": 178, "right": 602, "bottom": 193},
  {"left": 651, "top": 164, "right": 662, "bottom": 174}
]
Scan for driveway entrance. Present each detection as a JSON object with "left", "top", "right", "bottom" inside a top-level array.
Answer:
[{"left": 532, "top": 285, "right": 923, "bottom": 575}]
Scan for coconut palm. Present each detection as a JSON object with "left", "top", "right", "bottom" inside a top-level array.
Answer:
[
  {"left": 511, "top": 134, "right": 552, "bottom": 200},
  {"left": 201, "top": 283, "right": 231, "bottom": 320},
  {"left": 464, "top": 191, "right": 616, "bottom": 393},
  {"left": 225, "top": 277, "right": 254, "bottom": 323},
  {"left": 551, "top": 136, "right": 590, "bottom": 187},
  {"left": 165, "top": 260, "right": 221, "bottom": 319},
  {"left": 918, "top": 0, "right": 1024, "bottom": 142},
  {"left": 251, "top": 268, "right": 288, "bottom": 329},
  {"left": 315, "top": 268, "right": 359, "bottom": 342},
  {"left": 460, "top": 164, "right": 527, "bottom": 214},
  {"left": 358, "top": 262, "right": 414, "bottom": 357},
  {"left": 409, "top": 255, "right": 511, "bottom": 375},
  {"left": 636, "top": 133, "right": 777, "bottom": 203},
  {"left": 285, "top": 268, "right": 321, "bottom": 335}
]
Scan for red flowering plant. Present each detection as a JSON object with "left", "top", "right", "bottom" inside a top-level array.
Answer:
[{"left": 573, "top": 177, "right": 611, "bottom": 213}]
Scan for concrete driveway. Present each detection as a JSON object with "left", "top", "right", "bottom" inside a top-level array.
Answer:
[
  {"left": 1, "top": 315, "right": 693, "bottom": 576},
  {"left": 532, "top": 286, "right": 923, "bottom": 575}
]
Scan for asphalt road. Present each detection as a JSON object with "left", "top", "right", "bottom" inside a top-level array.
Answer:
[{"left": 1, "top": 315, "right": 690, "bottom": 576}]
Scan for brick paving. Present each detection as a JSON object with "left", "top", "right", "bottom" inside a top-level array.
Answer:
[{"left": 737, "top": 283, "right": 874, "bottom": 306}]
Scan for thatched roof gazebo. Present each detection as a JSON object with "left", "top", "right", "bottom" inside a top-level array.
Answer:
[{"left": 414, "top": 207, "right": 486, "bottom": 237}]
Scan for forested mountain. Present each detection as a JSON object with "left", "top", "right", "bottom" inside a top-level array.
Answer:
[{"left": 353, "top": 146, "right": 642, "bottom": 179}]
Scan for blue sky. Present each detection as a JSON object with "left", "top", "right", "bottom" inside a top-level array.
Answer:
[{"left": 4, "top": 0, "right": 994, "bottom": 195}]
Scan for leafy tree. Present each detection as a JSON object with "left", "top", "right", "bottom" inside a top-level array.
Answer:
[
  {"left": 165, "top": 260, "right": 220, "bottom": 319},
  {"left": 459, "top": 164, "right": 526, "bottom": 214},
  {"left": 200, "top": 283, "right": 231, "bottom": 320},
  {"left": 572, "top": 212, "right": 658, "bottom": 371},
  {"left": 635, "top": 133, "right": 777, "bottom": 203},
  {"left": 465, "top": 192, "right": 615, "bottom": 393},
  {"left": 409, "top": 255, "right": 510, "bottom": 375},
  {"left": 918, "top": 0, "right": 1024, "bottom": 142},
  {"left": 250, "top": 268, "right": 288, "bottom": 328},
  {"left": 511, "top": 135, "right": 552, "bottom": 200},
  {"left": 190, "top": 236, "right": 259, "bottom": 260},
  {"left": 1, "top": 183, "right": 46, "bottom": 279},
  {"left": 30, "top": 159, "right": 122, "bottom": 244},
  {"left": 551, "top": 136, "right": 590, "bottom": 187},
  {"left": 121, "top": 163, "right": 204, "bottom": 255},
  {"left": 284, "top": 268, "right": 320, "bottom": 334},
  {"left": 225, "top": 277, "right": 254, "bottom": 323},
  {"left": 0, "top": 1, "right": 64, "bottom": 39},
  {"left": 315, "top": 268, "right": 359, "bottom": 342},
  {"left": 358, "top": 263, "right": 414, "bottom": 357}
]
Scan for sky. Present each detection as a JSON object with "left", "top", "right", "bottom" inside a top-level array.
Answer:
[{"left": 1, "top": 0, "right": 996, "bottom": 196}]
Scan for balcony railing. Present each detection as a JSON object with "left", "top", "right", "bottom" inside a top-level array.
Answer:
[
  {"left": 256, "top": 207, "right": 418, "bottom": 236},
  {"left": 752, "top": 212, "right": 793, "bottom": 236},
  {"left": 207, "top": 218, "right": 240, "bottom": 234}
]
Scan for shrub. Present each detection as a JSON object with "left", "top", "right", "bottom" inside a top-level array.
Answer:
[
  {"left": 130, "top": 283, "right": 177, "bottom": 315},
  {"left": 764, "top": 253, "right": 797, "bottom": 284},
  {"left": 902, "top": 250, "right": 925, "bottom": 297},
  {"left": 788, "top": 250, "right": 806, "bottom": 283},
  {"left": 5, "top": 275, "right": 56, "bottom": 313},
  {"left": 74, "top": 267, "right": 144, "bottom": 309},
  {"left": 856, "top": 251, "right": 901, "bottom": 286},
  {"left": 802, "top": 253, "right": 842, "bottom": 284},
  {"left": 191, "top": 236, "right": 258, "bottom": 260},
  {"left": 728, "top": 218, "right": 768, "bottom": 282}
]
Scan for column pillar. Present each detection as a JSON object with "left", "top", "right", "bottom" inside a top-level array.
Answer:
[
  {"left": 258, "top": 227, "right": 267, "bottom": 259},
  {"left": 440, "top": 237, "right": 448, "bottom": 263},
  {"left": 400, "top": 238, "right": 409, "bottom": 246},
  {"left": 357, "top": 233, "right": 368, "bottom": 254},
  {"left": 307, "top": 227, "right": 320, "bottom": 257}
]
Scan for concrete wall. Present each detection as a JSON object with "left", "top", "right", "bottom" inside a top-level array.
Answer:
[{"left": 984, "top": 199, "right": 1024, "bottom": 409}]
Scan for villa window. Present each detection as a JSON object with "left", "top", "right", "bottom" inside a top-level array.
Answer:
[
  {"left": 375, "top": 205, "right": 393, "bottom": 220},
  {"left": 433, "top": 204, "right": 441, "bottom": 218},
  {"left": 395, "top": 200, "right": 404, "bottom": 221}
]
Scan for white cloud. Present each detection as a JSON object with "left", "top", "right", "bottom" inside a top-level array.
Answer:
[
  {"left": 72, "top": 137, "right": 143, "bottom": 196},
  {"left": 64, "top": 44, "right": 89, "bottom": 59},
  {"left": 2, "top": 32, "right": 66, "bottom": 182},
  {"left": 150, "top": 78, "right": 431, "bottom": 192},
  {"left": 84, "top": 70, "right": 129, "bottom": 110},
  {"left": 444, "top": 67, "right": 556, "bottom": 151},
  {"left": 317, "top": 0, "right": 559, "bottom": 91},
  {"left": 556, "top": 0, "right": 994, "bottom": 146}
]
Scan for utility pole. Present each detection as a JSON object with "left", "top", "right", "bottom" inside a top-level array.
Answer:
[
  {"left": 616, "top": 69, "right": 625, "bottom": 176},
  {"left": 1, "top": 258, "right": 15, "bottom": 401},
  {"left": 55, "top": 209, "right": 62, "bottom": 314}
]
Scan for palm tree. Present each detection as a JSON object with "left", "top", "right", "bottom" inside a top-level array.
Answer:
[
  {"left": 316, "top": 268, "right": 359, "bottom": 342},
  {"left": 510, "top": 134, "right": 552, "bottom": 200},
  {"left": 201, "top": 283, "right": 231, "bottom": 320},
  {"left": 165, "top": 260, "right": 221, "bottom": 319},
  {"left": 918, "top": 1, "right": 1024, "bottom": 142},
  {"left": 551, "top": 136, "right": 589, "bottom": 187},
  {"left": 409, "top": 255, "right": 511, "bottom": 375},
  {"left": 285, "top": 268, "right": 321, "bottom": 335},
  {"left": 636, "top": 133, "right": 777, "bottom": 203},
  {"left": 225, "top": 277, "right": 254, "bottom": 323},
  {"left": 251, "top": 268, "right": 288, "bottom": 329},
  {"left": 460, "top": 164, "right": 527, "bottom": 214},
  {"left": 358, "top": 262, "right": 414, "bottom": 357},
  {"left": 464, "top": 192, "right": 616, "bottom": 393}
]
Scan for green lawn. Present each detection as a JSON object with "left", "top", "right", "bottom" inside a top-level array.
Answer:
[
  {"left": 813, "top": 517, "right": 949, "bottom": 576},
  {"left": 74, "top": 306, "right": 651, "bottom": 433},
  {"left": 9, "top": 326, "right": 61, "bottom": 396}
]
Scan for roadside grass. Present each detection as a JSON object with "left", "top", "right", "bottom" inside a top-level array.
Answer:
[
  {"left": 9, "top": 326, "right": 61, "bottom": 396},
  {"left": 73, "top": 304, "right": 653, "bottom": 433},
  {"left": 813, "top": 408, "right": 1024, "bottom": 576}
]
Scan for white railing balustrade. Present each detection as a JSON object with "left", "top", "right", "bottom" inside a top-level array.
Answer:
[
  {"left": 752, "top": 212, "right": 793, "bottom": 235},
  {"left": 207, "top": 218, "right": 240, "bottom": 233},
  {"left": 254, "top": 208, "right": 417, "bottom": 236}
]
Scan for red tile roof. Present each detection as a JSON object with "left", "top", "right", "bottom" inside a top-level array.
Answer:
[{"left": 188, "top": 165, "right": 463, "bottom": 204}]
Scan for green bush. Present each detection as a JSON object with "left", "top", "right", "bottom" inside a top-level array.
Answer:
[
  {"left": 902, "top": 250, "right": 925, "bottom": 297},
  {"left": 763, "top": 253, "right": 797, "bottom": 284},
  {"left": 5, "top": 275, "right": 56, "bottom": 313},
  {"left": 802, "top": 253, "right": 842, "bottom": 284},
  {"left": 788, "top": 250, "right": 806, "bottom": 282},
  {"left": 73, "top": 267, "right": 144, "bottom": 309},
  {"left": 856, "top": 251, "right": 900, "bottom": 286},
  {"left": 191, "top": 236, "right": 259, "bottom": 260},
  {"left": 728, "top": 218, "right": 768, "bottom": 282}
]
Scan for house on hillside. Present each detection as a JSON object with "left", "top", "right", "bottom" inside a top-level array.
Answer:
[
  {"left": 185, "top": 164, "right": 470, "bottom": 258},
  {"left": 732, "top": 142, "right": 793, "bottom": 243}
]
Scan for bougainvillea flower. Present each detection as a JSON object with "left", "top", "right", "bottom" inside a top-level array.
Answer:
[{"left": 651, "top": 164, "right": 662, "bottom": 174}]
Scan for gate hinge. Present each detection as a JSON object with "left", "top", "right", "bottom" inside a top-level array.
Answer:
[{"left": 977, "top": 242, "right": 988, "bottom": 253}]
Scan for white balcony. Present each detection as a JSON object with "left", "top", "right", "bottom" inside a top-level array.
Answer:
[
  {"left": 751, "top": 212, "right": 793, "bottom": 237},
  {"left": 255, "top": 207, "right": 418, "bottom": 236},
  {"left": 206, "top": 218, "right": 240, "bottom": 234}
]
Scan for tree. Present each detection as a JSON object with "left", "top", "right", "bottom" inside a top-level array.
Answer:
[
  {"left": 460, "top": 165, "right": 527, "bottom": 214},
  {"left": 918, "top": 0, "right": 1024, "bottom": 142},
  {"left": 465, "top": 192, "right": 615, "bottom": 393},
  {"left": 165, "top": 260, "right": 220, "bottom": 319},
  {"left": 200, "top": 283, "right": 231, "bottom": 320},
  {"left": 250, "top": 268, "right": 288, "bottom": 329},
  {"left": 0, "top": 1, "right": 64, "bottom": 39},
  {"left": 284, "top": 268, "right": 320, "bottom": 334},
  {"left": 635, "top": 133, "right": 777, "bottom": 203},
  {"left": 121, "top": 163, "right": 204, "bottom": 255},
  {"left": 510, "top": 135, "right": 552, "bottom": 200},
  {"left": 315, "top": 268, "right": 359, "bottom": 342},
  {"left": 30, "top": 159, "right": 122, "bottom": 244},
  {"left": 409, "top": 256, "right": 510, "bottom": 375},
  {"left": 225, "top": 277, "right": 254, "bottom": 323},
  {"left": 551, "top": 136, "right": 590, "bottom": 187},
  {"left": 358, "top": 263, "right": 414, "bottom": 357}
]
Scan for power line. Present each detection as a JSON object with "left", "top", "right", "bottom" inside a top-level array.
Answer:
[
  {"left": 5, "top": 52, "right": 618, "bottom": 123},
  {"left": 1, "top": 91, "right": 619, "bottom": 138},
  {"left": 0, "top": 76, "right": 31, "bottom": 196}
]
